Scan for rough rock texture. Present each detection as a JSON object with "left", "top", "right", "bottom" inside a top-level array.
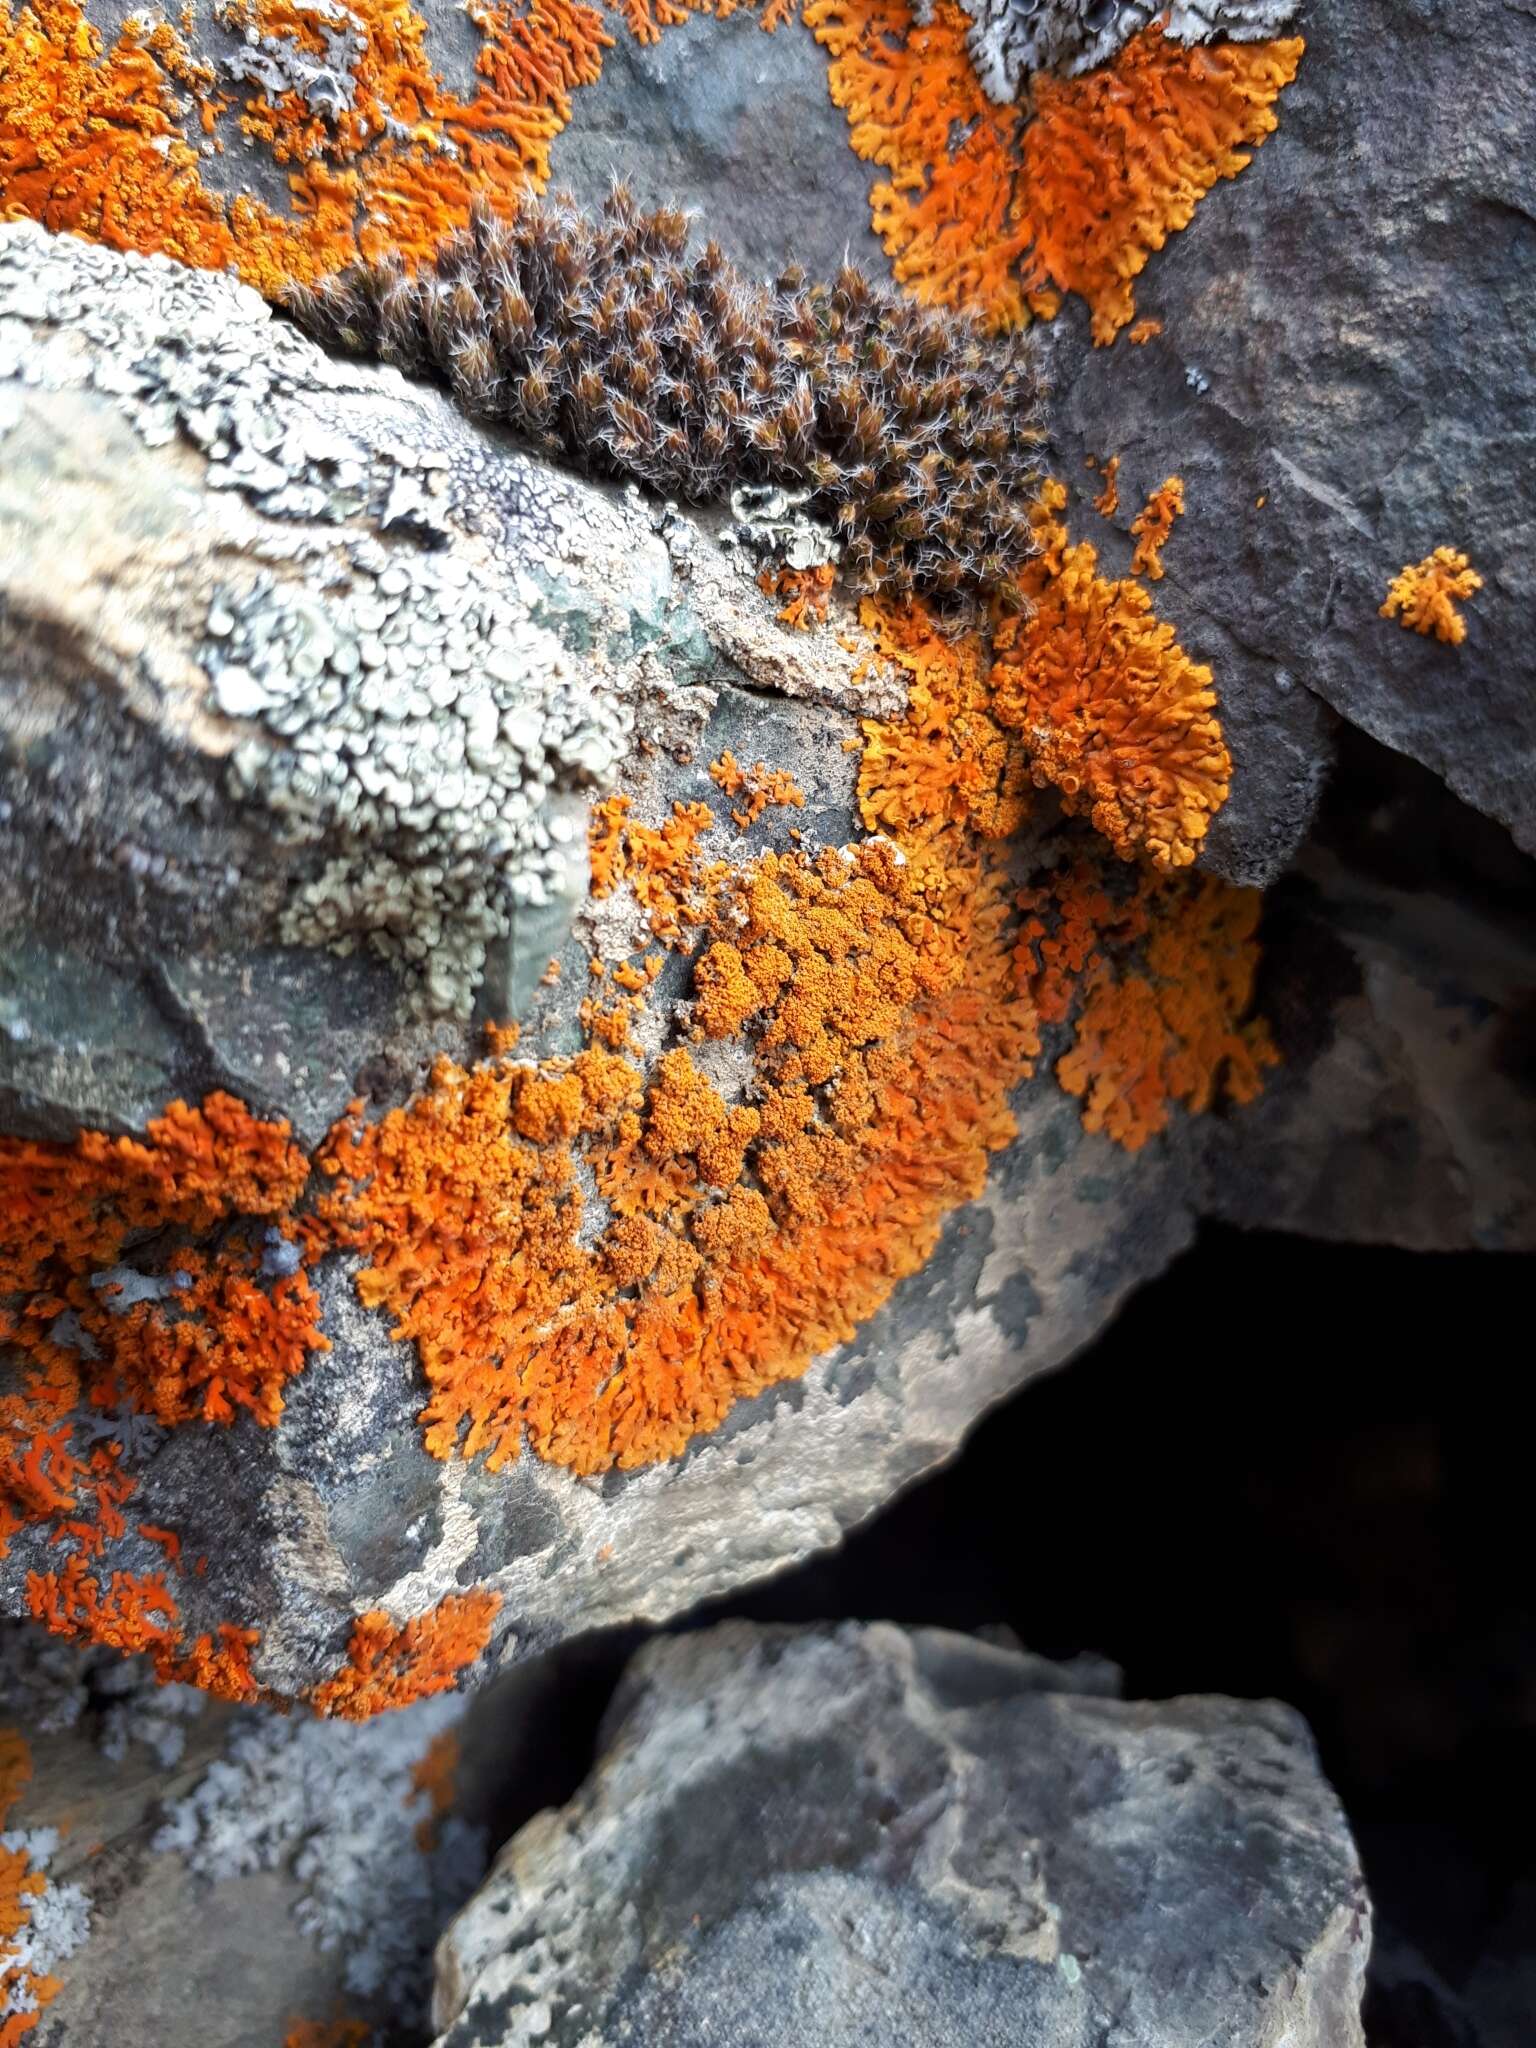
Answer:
[
  {"left": 3, "top": 222, "right": 1533, "bottom": 1705},
  {"left": 1045, "top": 0, "right": 1536, "bottom": 864},
  {"left": 432, "top": 1621, "right": 1371, "bottom": 2047}
]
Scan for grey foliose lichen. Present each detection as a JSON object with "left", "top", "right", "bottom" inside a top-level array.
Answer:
[
  {"left": 154, "top": 1692, "right": 485, "bottom": 2027},
  {"left": 210, "top": 548, "right": 614, "bottom": 1020},
  {"left": 0, "top": 220, "right": 633, "bottom": 1021},
  {"left": 943, "top": 0, "right": 1300, "bottom": 103}
]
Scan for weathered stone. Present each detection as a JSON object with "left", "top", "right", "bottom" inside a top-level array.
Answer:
[
  {"left": 1045, "top": 0, "right": 1536, "bottom": 863},
  {"left": 432, "top": 1620, "right": 1371, "bottom": 2047},
  {"left": 2, "top": 222, "right": 1532, "bottom": 1705}
]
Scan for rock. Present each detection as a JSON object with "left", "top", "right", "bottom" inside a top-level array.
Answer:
[
  {"left": 2, "top": 221, "right": 1532, "bottom": 1709},
  {"left": 431, "top": 1620, "right": 1371, "bottom": 2047},
  {"left": 1046, "top": 0, "right": 1536, "bottom": 862}
]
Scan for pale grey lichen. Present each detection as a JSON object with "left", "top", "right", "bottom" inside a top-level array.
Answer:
[
  {"left": 941, "top": 0, "right": 1301, "bottom": 103},
  {"left": 155, "top": 1692, "right": 485, "bottom": 2025},
  {"left": 210, "top": 545, "right": 617, "bottom": 1018},
  {"left": 0, "top": 220, "right": 635, "bottom": 1022},
  {"left": 0, "top": 1620, "right": 205, "bottom": 1766}
]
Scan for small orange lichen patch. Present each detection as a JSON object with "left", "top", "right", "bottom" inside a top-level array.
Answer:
[
  {"left": 410, "top": 1728, "right": 461, "bottom": 1847},
  {"left": 855, "top": 598, "right": 1030, "bottom": 853},
  {"left": 992, "top": 482, "right": 1229, "bottom": 868},
  {"left": 805, "top": 0, "right": 1302, "bottom": 340},
  {"left": 1092, "top": 455, "right": 1121, "bottom": 520},
  {"left": 1380, "top": 547, "right": 1483, "bottom": 645},
  {"left": 1129, "top": 476, "right": 1184, "bottom": 580},
  {"left": 1127, "top": 318, "right": 1162, "bottom": 344},
  {"left": 709, "top": 752, "right": 807, "bottom": 828},
  {"left": 282, "top": 2021, "right": 372, "bottom": 2048},
  {"left": 0, "top": 1093, "right": 325, "bottom": 1430},
  {"left": 758, "top": 562, "right": 836, "bottom": 631},
  {"left": 309, "top": 1591, "right": 501, "bottom": 1718},
  {"left": 24, "top": 1554, "right": 262, "bottom": 1698},
  {"left": 588, "top": 795, "right": 720, "bottom": 945},
  {"left": 1016, "top": 862, "right": 1277, "bottom": 1150}
]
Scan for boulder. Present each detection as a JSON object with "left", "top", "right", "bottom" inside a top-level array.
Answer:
[{"left": 432, "top": 1620, "right": 1372, "bottom": 2047}]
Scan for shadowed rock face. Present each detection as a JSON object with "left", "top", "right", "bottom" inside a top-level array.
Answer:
[{"left": 431, "top": 1621, "right": 1371, "bottom": 2048}]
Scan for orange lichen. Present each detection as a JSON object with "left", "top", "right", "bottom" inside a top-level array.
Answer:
[
  {"left": 1380, "top": 547, "right": 1483, "bottom": 645},
  {"left": 282, "top": 2021, "right": 372, "bottom": 2048},
  {"left": 1129, "top": 475, "right": 1185, "bottom": 580},
  {"left": 23, "top": 1554, "right": 262, "bottom": 1697},
  {"left": 805, "top": 0, "right": 1302, "bottom": 340},
  {"left": 758, "top": 562, "right": 837, "bottom": 631},
  {"left": 588, "top": 795, "right": 720, "bottom": 944},
  {"left": 1127, "top": 317, "right": 1162, "bottom": 344},
  {"left": 992, "top": 482, "right": 1229, "bottom": 868},
  {"left": 1016, "top": 862, "right": 1277, "bottom": 1150},
  {"left": 409, "top": 1728, "right": 461, "bottom": 1848},
  {"left": 317, "top": 810, "right": 1037, "bottom": 1475},
  {"left": 0, "top": 0, "right": 612, "bottom": 295},
  {"left": 1092, "top": 455, "right": 1121, "bottom": 520},
  {"left": 309, "top": 1591, "right": 501, "bottom": 1718},
  {"left": 0, "top": 1093, "right": 325, "bottom": 1430},
  {"left": 709, "top": 752, "right": 808, "bottom": 828}
]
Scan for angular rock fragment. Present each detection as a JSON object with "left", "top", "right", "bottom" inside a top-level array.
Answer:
[{"left": 432, "top": 1621, "right": 1371, "bottom": 2047}]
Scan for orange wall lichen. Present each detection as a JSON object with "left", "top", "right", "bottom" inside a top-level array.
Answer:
[
  {"left": 309, "top": 1590, "right": 502, "bottom": 1717},
  {"left": 0, "top": 0, "right": 612, "bottom": 294},
  {"left": 1380, "top": 547, "right": 1483, "bottom": 645},
  {"left": 803, "top": 0, "right": 1302, "bottom": 340},
  {"left": 1015, "top": 860, "right": 1277, "bottom": 1150},
  {"left": 0, "top": 1092, "right": 325, "bottom": 1432},
  {"left": 1129, "top": 475, "right": 1185, "bottom": 581},
  {"left": 992, "top": 481, "right": 1229, "bottom": 869}
]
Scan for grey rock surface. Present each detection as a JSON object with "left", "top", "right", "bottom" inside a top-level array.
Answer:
[
  {"left": 1046, "top": 0, "right": 1536, "bottom": 862},
  {"left": 432, "top": 1620, "right": 1371, "bottom": 2048}
]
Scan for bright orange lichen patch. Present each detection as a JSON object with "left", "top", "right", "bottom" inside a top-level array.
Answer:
[
  {"left": 709, "top": 751, "right": 808, "bottom": 828},
  {"left": 1380, "top": 547, "right": 1483, "bottom": 645},
  {"left": 309, "top": 1591, "right": 501, "bottom": 1718},
  {"left": 856, "top": 482, "right": 1228, "bottom": 872},
  {"left": 1127, "top": 317, "right": 1162, "bottom": 345},
  {"left": 0, "top": 0, "right": 612, "bottom": 295},
  {"left": 993, "top": 482, "right": 1229, "bottom": 868},
  {"left": 1129, "top": 476, "right": 1184, "bottom": 580},
  {"left": 1015, "top": 861, "right": 1277, "bottom": 1150},
  {"left": 24, "top": 1554, "right": 263, "bottom": 1698},
  {"left": 316, "top": 821, "right": 1037, "bottom": 1474},
  {"left": 759, "top": 562, "right": 837, "bottom": 631},
  {"left": 2, "top": 1727, "right": 61, "bottom": 2048},
  {"left": 0, "top": 1093, "right": 324, "bottom": 1431},
  {"left": 1092, "top": 455, "right": 1121, "bottom": 520},
  {"left": 805, "top": 0, "right": 1302, "bottom": 340},
  {"left": 588, "top": 795, "right": 722, "bottom": 945}
]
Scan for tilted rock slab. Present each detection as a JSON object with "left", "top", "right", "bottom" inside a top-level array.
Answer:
[
  {"left": 432, "top": 1620, "right": 1372, "bottom": 2047},
  {"left": 2, "top": 224, "right": 1533, "bottom": 1704}
]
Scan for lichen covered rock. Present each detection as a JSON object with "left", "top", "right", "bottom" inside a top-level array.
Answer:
[{"left": 431, "top": 1621, "right": 1371, "bottom": 2047}]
